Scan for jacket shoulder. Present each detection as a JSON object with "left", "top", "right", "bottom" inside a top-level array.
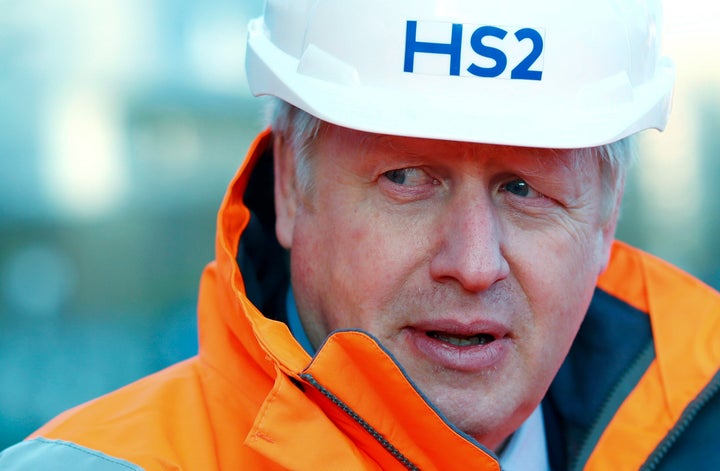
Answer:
[
  {"left": 592, "top": 241, "right": 720, "bottom": 469},
  {"left": 21, "top": 358, "right": 218, "bottom": 470},
  {"left": 0, "top": 437, "right": 143, "bottom": 470}
]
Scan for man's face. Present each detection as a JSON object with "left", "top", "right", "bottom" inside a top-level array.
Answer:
[{"left": 274, "top": 125, "right": 618, "bottom": 450}]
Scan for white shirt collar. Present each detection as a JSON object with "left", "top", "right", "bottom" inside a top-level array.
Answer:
[{"left": 498, "top": 404, "right": 550, "bottom": 471}]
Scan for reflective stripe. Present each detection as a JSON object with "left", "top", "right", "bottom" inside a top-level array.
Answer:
[{"left": 0, "top": 437, "right": 143, "bottom": 470}]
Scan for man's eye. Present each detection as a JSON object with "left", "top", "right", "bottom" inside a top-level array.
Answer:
[
  {"left": 383, "top": 168, "right": 435, "bottom": 186},
  {"left": 502, "top": 179, "right": 543, "bottom": 198}
]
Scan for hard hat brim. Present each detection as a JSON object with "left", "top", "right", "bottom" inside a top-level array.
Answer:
[{"left": 247, "top": 21, "right": 675, "bottom": 149}]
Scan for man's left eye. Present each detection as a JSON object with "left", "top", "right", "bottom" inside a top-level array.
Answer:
[
  {"left": 501, "top": 179, "right": 544, "bottom": 198},
  {"left": 383, "top": 168, "right": 435, "bottom": 186}
]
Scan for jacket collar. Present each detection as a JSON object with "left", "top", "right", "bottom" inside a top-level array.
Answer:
[
  {"left": 198, "top": 129, "right": 501, "bottom": 468},
  {"left": 598, "top": 241, "right": 720, "bottom": 421}
]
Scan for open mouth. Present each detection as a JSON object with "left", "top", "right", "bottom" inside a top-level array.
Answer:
[{"left": 426, "top": 331, "right": 496, "bottom": 346}]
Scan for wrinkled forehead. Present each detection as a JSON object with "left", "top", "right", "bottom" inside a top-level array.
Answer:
[{"left": 318, "top": 123, "right": 598, "bottom": 175}]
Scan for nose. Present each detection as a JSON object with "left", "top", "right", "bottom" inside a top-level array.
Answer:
[{"left": 429, "top": 191, "right": 510, "bottom": 292}]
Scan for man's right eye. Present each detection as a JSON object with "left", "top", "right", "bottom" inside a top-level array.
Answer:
[{"left": 383, "top": 168, "right": 436, "bottom": 186}]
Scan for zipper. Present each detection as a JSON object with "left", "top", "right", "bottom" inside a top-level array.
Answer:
[
  {"left": 569, "top": 342, "right": 656, "bottom": 471},
  {"left": 640, "top": 371, "right": 720, "bottom": 470},
  {"left": 300, "top": 373, "right": 421, "bottom": 470}
]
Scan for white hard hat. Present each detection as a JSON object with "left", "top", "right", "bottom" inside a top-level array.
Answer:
[{"left": 245, "top": 0, "right": 675, "bottom": 148}]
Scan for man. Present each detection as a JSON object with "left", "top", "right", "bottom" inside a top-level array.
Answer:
[{"left": 2, "top": 0, "right": 719, "bottom": 470}]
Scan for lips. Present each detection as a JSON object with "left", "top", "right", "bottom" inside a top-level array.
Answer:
[{"left": 408, "top": 320, "right": 510, "bottom": 372}]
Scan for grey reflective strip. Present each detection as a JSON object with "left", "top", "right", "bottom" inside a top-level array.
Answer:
[{"left": 0, "top": 437, "right": 144, "bottom": 470}]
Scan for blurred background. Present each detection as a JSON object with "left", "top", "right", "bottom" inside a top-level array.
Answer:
[{"left": 0, "top": 0, "right": 718, "bottom": 448}]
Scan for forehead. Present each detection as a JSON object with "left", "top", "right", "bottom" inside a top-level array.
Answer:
[{"left": 317, "top": 125, "right": 597, "bottom": 176}]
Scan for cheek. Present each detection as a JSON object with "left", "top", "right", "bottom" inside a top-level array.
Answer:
[
  {"left": 508, "top": 226, "right": 603, "bottom": 347},
  {"left": 510, "top": 247, "right": 595, "bottom": 388},
  {"left": 511, "top": 216, "right": 605, "bottom": 285},
  {"left": 341, "top": 211, "right": 431, "bottom": 303},
  {"left": 289, "top": 208, "right": 412, "bottom": 326}
]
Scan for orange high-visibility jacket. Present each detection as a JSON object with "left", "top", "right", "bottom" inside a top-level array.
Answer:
[{"left": 1, "top": 130, "right": 719, "bottom": 470}]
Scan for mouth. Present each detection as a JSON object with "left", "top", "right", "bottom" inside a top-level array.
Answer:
[
  {"left": 426, "top": 331, "right": 496, "bottom": 347},
  {"left": 408, "top": 321, "right": 509, "bottom": 371}
]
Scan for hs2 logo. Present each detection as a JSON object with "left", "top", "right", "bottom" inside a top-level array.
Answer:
[{"left": 403, "top": 20, "right": 545, "bottom": 81}]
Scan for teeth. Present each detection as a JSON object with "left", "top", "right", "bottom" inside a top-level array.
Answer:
[{"left": 428, "top": 332, "right": 495, "bottom": 346}]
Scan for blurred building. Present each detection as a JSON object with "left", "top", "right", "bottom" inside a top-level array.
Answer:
[
  {"left": 0, "top": 0, "right": 266, "bottom": 446},
  {"left": 0, "top": 0, "right": 718, "bottom": 448}
]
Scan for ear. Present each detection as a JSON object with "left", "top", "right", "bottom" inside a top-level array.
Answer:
[{"left": 274, "top": 133, "right": 300, "bottom": 249}]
